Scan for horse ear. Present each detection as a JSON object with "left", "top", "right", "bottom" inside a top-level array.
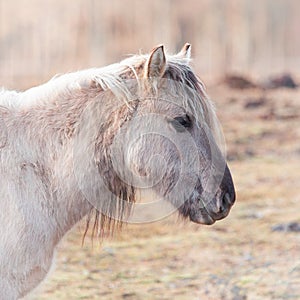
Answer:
[
  {"left": 177, "top": 43, "right": 191, "bottom": 59},
  {"left": 145, "top": 45, "right": 166, "bottom": 79}
]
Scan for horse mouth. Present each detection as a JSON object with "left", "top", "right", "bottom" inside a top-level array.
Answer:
[
  {"left": 179, "top": 200, "right": 218, "bottom": 225},
  {"left": 189, "top": 210, "right": 216, "bottom": 225},
  {"left": 188, "top": 199, "right": 232, "bottom": 225}
]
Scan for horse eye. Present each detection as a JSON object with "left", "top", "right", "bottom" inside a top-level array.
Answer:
[{"left": 171, "top": 115, "right": 192, "bottom": 131}]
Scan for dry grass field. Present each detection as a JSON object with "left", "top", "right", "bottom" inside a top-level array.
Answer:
[
  {"left": 26, "top": 83, "right": 300, "bottom": 300},
  {"left": 1, "top": 2, "right": 300, "bottom": 299}
]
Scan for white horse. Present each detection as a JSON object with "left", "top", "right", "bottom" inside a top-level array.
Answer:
[{"left": 0, "top": 44, "right": 235, "bottom": 299}]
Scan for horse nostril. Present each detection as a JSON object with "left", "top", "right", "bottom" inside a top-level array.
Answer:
[
  {"left": 223, "top": 192, "right": 234, "bottom": 206},
  {"left": 215, "top": 193, "right": 231, "bottom": 215},
  {"left": 218, "top": 204, "right": 225, "bottom": 214}
]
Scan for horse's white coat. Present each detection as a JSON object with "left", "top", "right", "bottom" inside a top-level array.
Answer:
[{"left": 0, "top": 45, "right": 220, "bottom": 299}]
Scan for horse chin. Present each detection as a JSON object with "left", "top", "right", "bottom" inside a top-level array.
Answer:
[
  {"left": 189, "top": 211, "right": 216, "bottom": 225},
  {"left": 178, "top": 200, "right": 216, "bottom": 225}
]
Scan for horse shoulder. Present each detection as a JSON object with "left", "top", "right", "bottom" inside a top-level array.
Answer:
[{"left": 0, "top": 165, "right": 57, "bottom": 298}]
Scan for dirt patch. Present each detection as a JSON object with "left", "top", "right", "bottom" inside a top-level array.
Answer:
[
  {"left": 260, "top": 74, "right": 298, "bottom": 90},
  {"left": 221, "top": 74, "right": 257, "bottom": 90}
]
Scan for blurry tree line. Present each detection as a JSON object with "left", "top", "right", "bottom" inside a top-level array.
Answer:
[{"left": 0, "top": 0, "right": 299, "bottom": 89}]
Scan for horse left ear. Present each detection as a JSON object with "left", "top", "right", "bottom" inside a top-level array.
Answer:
[{"left": 145, "top": 45, "right": 166, "bottom": 79}]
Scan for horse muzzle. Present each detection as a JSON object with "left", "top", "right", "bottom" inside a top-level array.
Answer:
[
  {"left": 189, "top": 165, "right": 236, "bottom": 225},
  {"left": 191, "top": 190, "right": 235, "bottom": 225}
]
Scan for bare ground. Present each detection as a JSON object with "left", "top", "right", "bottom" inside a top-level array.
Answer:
[{"left": 28, "top": 85, "right": 300, "bottom": 300}]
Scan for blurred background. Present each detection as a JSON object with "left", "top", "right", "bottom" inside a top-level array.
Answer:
[
  {"left": 1, "top": 0, "right": 299, "bottom": 89},
  {"left": 2, "top": 1, "right": 299, "bottom": 299}
]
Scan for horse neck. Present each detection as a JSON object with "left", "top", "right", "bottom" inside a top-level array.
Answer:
[
  {"left": 8, "top": 79, "right": 102, "bottom": 242},
  {"left": 7, "top": 68, "right": 137, "bottom": 242}
]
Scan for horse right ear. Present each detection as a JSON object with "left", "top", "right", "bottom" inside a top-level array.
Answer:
[
  {"left": 144, "top": 45, "right": 166, "bottom": 79},
  {"left": 176, "top": 43, "right": 191, "bottom": 59}
]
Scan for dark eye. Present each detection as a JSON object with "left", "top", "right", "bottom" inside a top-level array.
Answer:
[{"left": 170, "top": 114, "right": 192, "bottom": 132}]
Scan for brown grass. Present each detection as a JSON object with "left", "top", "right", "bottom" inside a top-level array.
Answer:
[{"left": 2, "top": 2, "right": 300, "bottom": 298}]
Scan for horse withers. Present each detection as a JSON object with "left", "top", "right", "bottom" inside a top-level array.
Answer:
[{"left": 0, "top": 43, "right": 235, "bottom": 298}]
